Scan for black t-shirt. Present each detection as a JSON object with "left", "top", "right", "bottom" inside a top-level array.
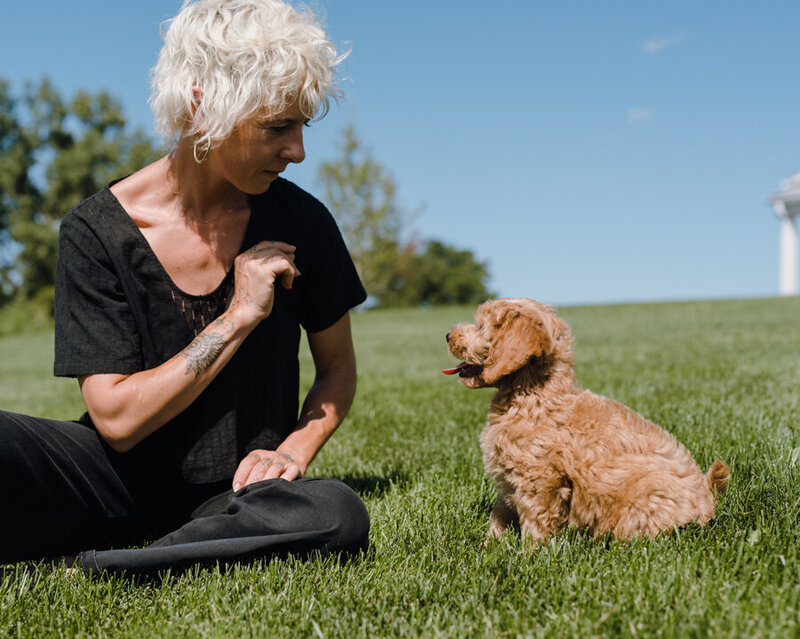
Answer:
[{"left": 54, "top": 178, "right": 366, "bottom": 484}]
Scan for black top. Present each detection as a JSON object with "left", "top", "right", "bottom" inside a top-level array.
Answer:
[{"left": 54, "top": 178, "right": 366, "bottom": 484}]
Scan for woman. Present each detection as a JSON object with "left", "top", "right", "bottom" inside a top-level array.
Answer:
[{"left": 0, "top": 0, "right": 369, "bottom": 576}]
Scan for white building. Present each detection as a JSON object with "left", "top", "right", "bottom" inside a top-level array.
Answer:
[{"left": 769, "top": 173, "right": 800, "bottom": 296}]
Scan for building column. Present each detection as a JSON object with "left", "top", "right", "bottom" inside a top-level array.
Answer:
[{"left": 775, "top": 202, "right": 799, "bottom": 296}]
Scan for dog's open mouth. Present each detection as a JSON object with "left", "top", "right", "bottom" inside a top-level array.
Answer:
[{"left": 441, "top": 362, "right": 484, "bottom": 378}]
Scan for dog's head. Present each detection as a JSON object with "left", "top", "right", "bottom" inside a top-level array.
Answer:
[{"left": 444, "top": 298, "right": 570, "bottom": 388}]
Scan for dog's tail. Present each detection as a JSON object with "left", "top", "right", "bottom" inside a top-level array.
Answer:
[{"left": 706, "top": 459, "right": 730, "bottom": 498}]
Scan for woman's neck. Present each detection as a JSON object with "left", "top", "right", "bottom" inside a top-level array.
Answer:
[{"left": 169, "top": 139, "right": 249, "bottom": 223}]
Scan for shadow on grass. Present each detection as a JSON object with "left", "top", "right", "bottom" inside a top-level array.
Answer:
[
  {"left": 338, "top": 471, "right": 410, "bottom": 499},
  {"left": 0, "top": 538, "right": 376, "bottom": 586}
]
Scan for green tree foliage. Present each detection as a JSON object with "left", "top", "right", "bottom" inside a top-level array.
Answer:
[
  {"left": 0, "top": 78, "right": 161, "bottom": 306},
  {"left": 381, "top": 239, "right": 492, "bottom": 307},
  {"left": 317, "top": 126, "right": 492, "bottom": 307},
  {"left": 0, "top": 81, "right": 37, "bottom": 303},
  {"left": 317, "top": 125, "right": 408, "bottom": 304}
]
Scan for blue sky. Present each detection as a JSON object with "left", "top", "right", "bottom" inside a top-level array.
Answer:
[{"left": 2, "top": 0, "right": 798, "bottom": 305}]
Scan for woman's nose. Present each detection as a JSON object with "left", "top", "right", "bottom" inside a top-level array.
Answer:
[{"left": 283, "top": 127, "right": 306, "bottom": 164}]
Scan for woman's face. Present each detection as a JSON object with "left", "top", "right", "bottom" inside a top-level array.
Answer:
[{"left": 207, "top": 101, "right": 308, "bottom": 194}]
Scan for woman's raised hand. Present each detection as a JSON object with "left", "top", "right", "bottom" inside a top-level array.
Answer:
[{"left": 230, "top": 240, "right": 300, "bottom": 324}]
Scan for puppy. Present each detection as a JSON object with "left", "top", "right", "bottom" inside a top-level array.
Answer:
[{"left": 444, "top": 298, "right": 729, "bottom": 543}]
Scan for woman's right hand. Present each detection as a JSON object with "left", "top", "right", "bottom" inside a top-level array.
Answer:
[{"left": 230, "top": 240, "right": 300, "bottom": 324}]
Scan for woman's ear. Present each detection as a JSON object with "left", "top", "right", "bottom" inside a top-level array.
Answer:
[
  {"left": 188, "top": 86, "right": 204, "bottom": 126},
  {"left": 481, "top": 308, "right": 553, "bottom": 384}
]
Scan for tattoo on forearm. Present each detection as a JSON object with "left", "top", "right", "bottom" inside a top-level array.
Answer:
[
  {"left": 181, "top": 333, "right": 226, "bottom": 378},
  {"left": 208, "top": 316, "right": 234, "bottom": 335},
  {"left": 233, "top": 272, "right": 253, "bottom": 307},
  {"left": 180, "top": 318, "right": 234, "bottom": 378}
]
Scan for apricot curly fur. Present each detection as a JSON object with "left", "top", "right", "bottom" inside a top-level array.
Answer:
[{"left": 446, "top": 298, "right": 730, "bottom": 544}]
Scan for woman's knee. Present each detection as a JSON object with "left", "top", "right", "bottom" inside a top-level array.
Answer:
[
  {"left": 0, "top": 410, "right": 41, "bottom": 472},
  {"left": 231, "top": 477, "right": 370, "bottom": 553},
  {"left": 0, "top": 411, "right": 95, "bottom": 472},
  {"left": 303, "top": 478, "right": 370, "bottom": 553}
]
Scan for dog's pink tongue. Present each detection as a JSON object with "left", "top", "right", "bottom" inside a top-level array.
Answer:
[{"left": 441, "top": 363, "right": 465, "bottom": 375}]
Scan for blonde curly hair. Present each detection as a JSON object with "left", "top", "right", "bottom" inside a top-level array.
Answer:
[{"left": 150, "top": 0, "right": 346, "bottom": 147}]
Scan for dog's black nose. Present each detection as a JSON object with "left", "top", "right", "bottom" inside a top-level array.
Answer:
[{"left": 446, "top": 332, "right": 451, "bottom": 343}]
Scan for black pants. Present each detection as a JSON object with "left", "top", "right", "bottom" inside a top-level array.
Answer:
[{"left": 0, "top": 410, "right": 370, "bottom": 577}]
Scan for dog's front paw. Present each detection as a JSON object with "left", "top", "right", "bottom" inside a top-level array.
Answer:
[
  {"left": 483, "top": 530, "right": 503, "bottom": 547},
  {"left": 484, "top": 518, "right": 509, "bottom": 546},
  {"left": 484, "top": 498, "right": 516, "bottom": 546}
]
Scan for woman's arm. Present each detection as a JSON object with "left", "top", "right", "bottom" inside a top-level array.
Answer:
[
  {"left": 79, "top": 241, "right": 299, "bottom": 453},
  {"left": 232, "top": 312, "right": 357, "bottom": 488}
]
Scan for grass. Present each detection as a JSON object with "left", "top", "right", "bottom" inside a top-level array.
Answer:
[{"left": 1, "top": 297, "right": 799, "bottom": 638}]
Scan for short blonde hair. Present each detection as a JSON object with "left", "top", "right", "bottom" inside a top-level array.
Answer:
[{"left": 150, "top": 0, "right": 345, "bottom": 146}]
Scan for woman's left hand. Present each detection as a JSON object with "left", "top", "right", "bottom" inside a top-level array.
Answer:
[{"left": 233, "top": 449, "right": 304, "bottom": 490}]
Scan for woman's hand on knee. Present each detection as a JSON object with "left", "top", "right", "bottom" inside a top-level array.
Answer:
[{"left": 232, "top": 449, "right": 303, "bottom": 490}]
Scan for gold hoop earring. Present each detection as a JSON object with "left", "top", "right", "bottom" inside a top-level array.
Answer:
[{"left": 193, "top": 138, "right": 210, "bottom": 164}]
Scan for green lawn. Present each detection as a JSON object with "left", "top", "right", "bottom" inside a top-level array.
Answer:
[{"left": 1, "top": 297, "right": 798, "bottom": 638}]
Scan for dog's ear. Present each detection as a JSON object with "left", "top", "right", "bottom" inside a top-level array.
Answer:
[{"left": 482, "top": 308, "right": 552, "bottom": 384}]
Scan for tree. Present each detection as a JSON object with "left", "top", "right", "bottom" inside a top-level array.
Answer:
[
  {"left": 317, "top": 126, "right": 492, "bottom": 307},
  {"left": 0, "top": 77, "right": 161, "bottom": 305},
  {"left": 381, "top": 240, "right": 492, "bottom": 307},
  {"left": 0, "top": 80, "right": 38, "bottom": 303},
  {"left": 316, "top": 125, "right": 410, "bottom": 303}
]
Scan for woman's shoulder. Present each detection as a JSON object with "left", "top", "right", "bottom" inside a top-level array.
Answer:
[
  {"left": 264, "top": 178, "right": 329, "bottom": 217},
  {"left": 256, "top": 177, "right": 342, "bottom": 243},
  {"left": 66, "top": 158, "right": 166, "bottom": 229},
  {"left": 66, "top": 181, "right": 127, "bottom": 219},
  {"left": 59, "top": 183, "right": 139, "bottom": 263},
  {"left": 61, "top": 187, "right": 124, "bottom": 235}
]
